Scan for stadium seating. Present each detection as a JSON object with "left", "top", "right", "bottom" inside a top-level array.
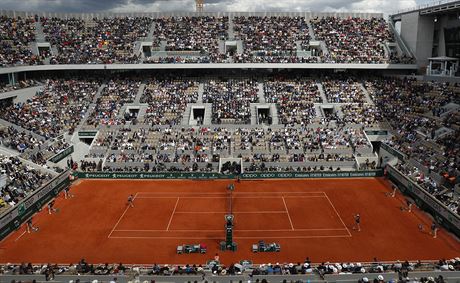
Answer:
[{"left": 0, "top": 14, "right": 416, "bottom": 66}]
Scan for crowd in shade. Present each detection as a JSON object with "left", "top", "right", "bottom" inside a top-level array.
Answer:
[
  {"left": 367, "top": 77, "right": 460, "bottom": 214},
  {"left": 0, "top": 79, "right": 99, "bottom": 138},
  {"left": 0, "top": 16, "right": 43, "bottom": 67},
  {"left": 0, "top": 155, "right": 53, "bottom": 208},
  {"left": 141, "top": 79, "right": 199, "bottom": 126},
  {"left": 311, "top": 17, "right": 394, "bottom": 64},
  {"left": 0, "top": 79, "right": 40, "bottom": 93},
  {"left": 203, "top": 79, "right": 259, "bottom": 124},
  {"left": 0, "top": 258, "right": 458, "bottom": 283},
  {"left": 42, "top": 17, "right": 152, "bottom": 64},
  {"left": 86, "top": 79, "right": 139, "bottom": 126},
  {"left": 264, "top": 78, "right": 321, "bottom": 125},
  {"left": 233, "top": 16, "right": 310, "bottom": 63}
]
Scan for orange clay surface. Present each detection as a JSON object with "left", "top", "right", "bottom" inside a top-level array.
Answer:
[{"left": 0, "top": 177, "right": 458, "bottom": 265}]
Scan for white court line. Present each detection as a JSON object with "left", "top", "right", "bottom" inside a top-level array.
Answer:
[
  {"left": 323, "top": 192, "right": 352, "bottom": 237},
  {"left": 14, "top": 230, "right": 27, "bottom": 242},
  {"left": 113, "top": 228, "right": 349, "bottom": 232},
  {"left": 282, "top": 196, "right": 295, "bottom": 230},
  {"left": 107, "top": 192, "right": 138, "bottom": 238},
  {"left": 173, "top": 211, "right": 287, "bottom": 214},
  {"left": 136, "top": 196, "right": 325, "bottom": 199},
  {"left": 166, "top": 197, "right": 180, "bottom": 231},
  {"left": 109, "top": 235, "right": 352, "bottom": 240},
  {"left": 137, "top": 191, "right": 326, "bottom": 195}
]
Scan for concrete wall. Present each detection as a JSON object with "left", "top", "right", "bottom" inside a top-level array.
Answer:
[{"left": 416, "top": 15, "right": 436, "bottom": 67}]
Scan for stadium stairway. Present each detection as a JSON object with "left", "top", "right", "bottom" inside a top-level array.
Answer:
[
  {"left": 71, "top": 83, "right": 107, "bottom": 143},
  {"left": 228, "top": 16, "right": 235, "bottom": 40},
  {"left": 307, "top": 21, "right": 316, "bottom": 40},
  {"left": 317, "top": 82, "right": 328, "bottom": 103},
  {"left": 257, "top": 82, "right": 265, "bottom": 103},
  {"left": 134, "top": 83, "right": 146, "bottom": 104},
  {"left": 197, "top": 83, "right": 204, "bottom": 102},
  {"left": 34, "top": 20, "right": 46, "bottom": 43},
  {"left": 203, "top": 103, "right": 213, "bottom": 125},
  {"left": 269, "top": 103, "right": 279, "bottom": 125},
  {"left": 319, "top": 41, "right": 330, "bottom": 56},
  {"left": 218, "top": 40, "right": 226, "bottom": 54},
  {"left": 360, "top": 83, "right": 375, "bottom": 105},
  {"left": 147, "top": 21, "right": 155, "bottom": 41}
]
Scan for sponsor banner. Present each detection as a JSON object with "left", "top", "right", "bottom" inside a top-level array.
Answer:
[
  {"left": 380, "top": 143, "right": 406, "bottom": 161},
  {"left": 0, "top": 171, "right": 70, "bottom": 240},
  {"left": 387, "top": 165, "right": 460, "bottom": 234},
  {"left": 77, "top": 170, "right": 383, "bottom": 180},
  {"left": 49, "top": 146, "right": 74, "bottom": 163}
]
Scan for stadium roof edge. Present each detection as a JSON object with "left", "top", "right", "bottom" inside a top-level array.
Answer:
[
  {"left": 0, "top": 63, "right": 418, "bottom": 75},
  {"left": 0, "top": 10, "right": 383, "bottom": 19},
  {"left": 390, "top": 0, "right": 460, "bottom": 18}
]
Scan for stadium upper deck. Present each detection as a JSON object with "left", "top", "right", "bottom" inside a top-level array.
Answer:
[{"left": 0, "top": 11, "right": 417, "bottom": 73}]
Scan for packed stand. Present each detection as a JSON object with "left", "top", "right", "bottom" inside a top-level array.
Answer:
[
  {"left": 311, "top": 17, "right": 393, "bottom": 63},
  {"left": 340, "top": 103, "right": 384, "bottom": 126},
  {"left": 0, "top": 79, "right": 99, "bottom": 138},
  {"left": 86, "top": 79, "right": 139, "bottom": 126},
  {"left": 153, "top": 16, "right": 228, "bottom": 62},
  {"left": 203, "top": 79, "right": 259, "bottom": 124},
  {"left": 323, "top": 78, "right": 366, "bottom": 103},
  {"left": 42, "top": 17, "right": 152, "bottom": 64},
  {"left": 0, "top": 79, "right": 40, "bottom": 93},
  {"left": 264, "top": 78, "right": 321, "bottom": 125},
  {"left": 0, "top": 155, "right": 53, "bottom": 208},
  {"left": 0, "top": 16, "right": 42, "bottom": 67},
  {"left": 141, "top": 79, "right": 199, "bottom": 125},
  {"left": 233, "top": 16, "right": 310, "bottom": 63},
  {"left": 367, "top": 77, "right": 460, "bottom": 212}
]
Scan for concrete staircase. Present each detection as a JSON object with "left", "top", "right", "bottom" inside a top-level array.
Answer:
[
  {"left": 203, "top": 103, "right": 213, "bottom": 125},
  {"left": 295, "top": 41, "right": 303, "bottom": 52},
  {"left": 218, "top": 40, "right": 226, "bottom": 54},
  {"left": 236, "top": 40, "right": 244, "bottom": 54},
  {"left": 50, "top": 46, "right": 59, "bottom": 57},
  {"left": 360, "top": 83, "right": 375, "bottom": 105},
  {"left": 134, "top": 83, "right": 146, "bottom": 104},
  {"left": 147, "top": 22, "right": 155, "bottom": 41},
  {"left": 307, "top": 21, "right": 316, "bottom": 40},
  {"left": 228, "top": 16, "right": 235, "bottom": 40},
  {"left": 34, "top": 20, "right": 46, "bottom": 43},
  {"left": 71, "top": 83, "right": 106, "bottom": 143},
  {"left": 269, "top": 103, "right": 279, "bottom": 125},
  {"left": 257, "top": 82, "right": 265, "bottom": 103},
  {"left": 181, "top": 104, "right": 193, "bottom": 126},
  {"left": 317, "top": 82, "right": 328, "bottom": 103},
  {"left": 197, "top": 83, "right": 204, "bottom": 102},
  {"left": 137, "top": 105, "right": 149, "bottom": 123}
]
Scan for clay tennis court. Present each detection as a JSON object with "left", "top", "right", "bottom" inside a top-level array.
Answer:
[{"left": 0, "top": 177, "right": 459, "bottom": 264}]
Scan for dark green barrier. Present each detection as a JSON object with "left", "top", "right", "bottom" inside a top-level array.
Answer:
[
  {"left": 387, "top": 165, "right": 460, "bottom": 237},
  {"left": 365, "top": 130, "right": 388, "bottom": 135},
  {"left": 76, "top": 170, "right": 383, "bottom": 180},
  {"left": 380, "top": 143, "right": 406, "bottom": 161},
  {"left": 0, "top": 171, "right": 70, "bottom": 241},
  {"left": 49, "top": 146, "right": 74, "bottom": 163},
  {"left": 78, "top": 131, "right": 98, "bottom": 137}
]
